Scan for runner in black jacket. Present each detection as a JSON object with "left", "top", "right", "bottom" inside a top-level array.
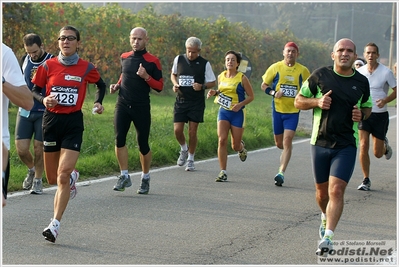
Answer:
[{"left": 110, "top": 27, "right": 163, "bottom": 195}]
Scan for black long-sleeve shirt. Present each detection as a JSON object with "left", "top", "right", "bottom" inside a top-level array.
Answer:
[{"left": 116, "top": 49, "right": 163, "bottom": 106}]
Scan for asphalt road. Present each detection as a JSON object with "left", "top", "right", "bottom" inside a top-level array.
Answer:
[{"left": 2, "top": 108, "right": 397, "bottom": 266}]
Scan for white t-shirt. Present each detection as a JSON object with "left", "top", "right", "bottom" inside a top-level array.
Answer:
[
  {"left": 2, "top": 43, "right": 28, "bottom": 149},
  {"left": 357, "top": 63, "right": 397, "bottom": 113}
]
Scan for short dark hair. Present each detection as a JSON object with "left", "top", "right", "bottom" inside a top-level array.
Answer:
[
  {"left": 365, "top": 42, "right": 379, "bottom": 54},
  {"left": 23, "top": 33, "right": 42, "bottom": 47},
  {"left": 224, "top": 50, "right": 242, "bottom": 67},
  {"left": 59, "top": 25, "right": 80, "bottom": 41}
]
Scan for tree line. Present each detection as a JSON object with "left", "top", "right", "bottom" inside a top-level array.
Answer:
[{"left": 3, "top": 3, "right": 334, "bottom": 91}]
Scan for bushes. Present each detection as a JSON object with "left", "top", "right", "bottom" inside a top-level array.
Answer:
[{"left": 3, "top": 3, "right": 332, "bottom": 91}]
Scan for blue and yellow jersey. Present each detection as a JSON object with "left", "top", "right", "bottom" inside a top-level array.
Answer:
[
  {"left": 262, "top": 60, "right": 310, "bottom": 113},
  {"left": 215, "top": 71, "right": 246, "bottom": 111}
]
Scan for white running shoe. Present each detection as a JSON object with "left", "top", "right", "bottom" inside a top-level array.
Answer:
[
  {"left": 316, "top": 236, "right": 333, "bottom": 257},
  {"left": 177, "top": 150, "right": 188, "bottom": 166},
  {"left": 185, "top": 160, "right": 195, "bottom": 171},
  {"left": 357, "top": 177, "right": 371, "bottom": 191},
  {"left": 70, "top": 169, "right": 79, "bottom": 199},
  {"left": 42, "top": 219, "right": 60, "bottom": 243}
]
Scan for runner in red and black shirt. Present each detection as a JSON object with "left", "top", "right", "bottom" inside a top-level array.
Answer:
[
  {"left": 32, "top": 25, "right": 106, "bottom": 243},
  {"left": 109, "top": 27, "right": 163, "bottom": 195}
]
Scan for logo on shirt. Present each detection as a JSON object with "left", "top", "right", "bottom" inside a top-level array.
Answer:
[
  {"left": 352, "top": 86, "right": 357, "bottom": 90},
  {"left": 284, "top": 75, "right": 295, "bottom": 82},
  {"left": 65, "top": 75, "right": 82, "bottom": 82},
  {"left": 30, "top": 67, "right": 38, "bottom": 80}
]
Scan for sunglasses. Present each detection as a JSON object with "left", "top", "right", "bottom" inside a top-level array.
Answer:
[
  {"left": 355, "top": 64, "right": 363, "bottom": 66},
  {"left": 58, "top": 36, "right": 77, "bottom": 41}
]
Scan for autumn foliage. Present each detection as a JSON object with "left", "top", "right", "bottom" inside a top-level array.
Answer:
[{"left": 2, "top": 3, "right": 332, "bottom": 90}]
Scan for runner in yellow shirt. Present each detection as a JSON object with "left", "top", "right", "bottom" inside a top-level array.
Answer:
[{"left": 261, "top": 42, "right": 310, "bottom": 186}]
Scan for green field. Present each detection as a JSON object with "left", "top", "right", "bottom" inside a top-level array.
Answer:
[
  {"left": 7, "top": 86, "right": 278, "bottom": 192},
  {"left": 7, "top": 84, "right": 397, "bottom": 192}
]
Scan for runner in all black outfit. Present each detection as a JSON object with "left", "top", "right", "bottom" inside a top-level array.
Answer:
[{"left": 110, "top": 27, "right": 164, "bottom": 195}]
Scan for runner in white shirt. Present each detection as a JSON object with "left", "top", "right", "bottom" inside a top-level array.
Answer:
[
  {"left": 356, "top": 42, "right": 397, "bottom": 191},
  {"left": 2, "top": 43, "right": 34, "bottom": 206}
]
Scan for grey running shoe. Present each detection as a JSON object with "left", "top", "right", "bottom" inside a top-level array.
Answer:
[
  {"left": 177, "top": 149, "right": 188, "bottom": 166},
  {"left": 185, "top": 160, "right": 195, "bottom": 171},
  {"left": 137, "top": 177, "right": 150, "bottom": 194},
  {"left": 238, "top": 140, "right": 247, "bottom": 162},
  {"left": 357, "top": 177, "right": 371, "bottom": 191},
  {"left": 384, "top": 137, "right": 392, "bottom": 160},
  {"left": 274, "top": 173, "right": 284, "bottom": 186},
  {"left": 22, "top": 169, "right": 35, "bottom": 190},
  {"left": 30, "top": 178, "right": 43, "bottom": 195},
  {"left": 316, "top": 236, "right": 333, "bottom": 257},
  {"left": 113, "top": 175, "right": 132, "bottom": 191},
  {"left": 215, "top": 171, "right": 227, "bottom": 182}
]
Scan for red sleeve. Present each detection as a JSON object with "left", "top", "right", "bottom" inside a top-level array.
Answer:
[
  {"left": 146, "top": 76, "right": 164, "bottom": 91},
  {"left": 117, "top": 74, "right": 122, "bottom": 85},
  {"left": 145, "top": 56, "right": 163, "bottom": 92}
]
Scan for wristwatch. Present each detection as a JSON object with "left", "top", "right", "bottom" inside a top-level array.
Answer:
[
  {"left": 2, "top": 76, "right": 5, "bottom": 84},
  {"left": 271, "top": 90, "right": 276, "bottom": 97}
]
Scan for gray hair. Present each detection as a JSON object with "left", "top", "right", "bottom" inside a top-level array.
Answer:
[{"left": 185, "top": 37, "right": 202, "bottom": 49}]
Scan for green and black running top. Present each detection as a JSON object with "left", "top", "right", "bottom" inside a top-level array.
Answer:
[{"left": 299, "top": 66, "right": 372, "bottom": 148}]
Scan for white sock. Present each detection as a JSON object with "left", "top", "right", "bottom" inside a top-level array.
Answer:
[
  {"left": 321, "top": 213, "right": 326, "bottom": 220},
  {"left": 324, "top": 229, "right": 334, "bottom": 238},
  {"left": 180, "top": 144, "right": 188, "bottom": 151},
  {"left": 141, "top": 172, "right": 150, "bottom": 180},
  {"left": 188, "top": 153, "right": 195, "bottom": 161},
  {"left": 29, "top": 166, "right": 35, "bottom": 172},
  {"left": 121, "top": 170, "right": 129, "bottom": 177},
  {"left": 52, "top": 218, "right": 60, "bottom": 227}
]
